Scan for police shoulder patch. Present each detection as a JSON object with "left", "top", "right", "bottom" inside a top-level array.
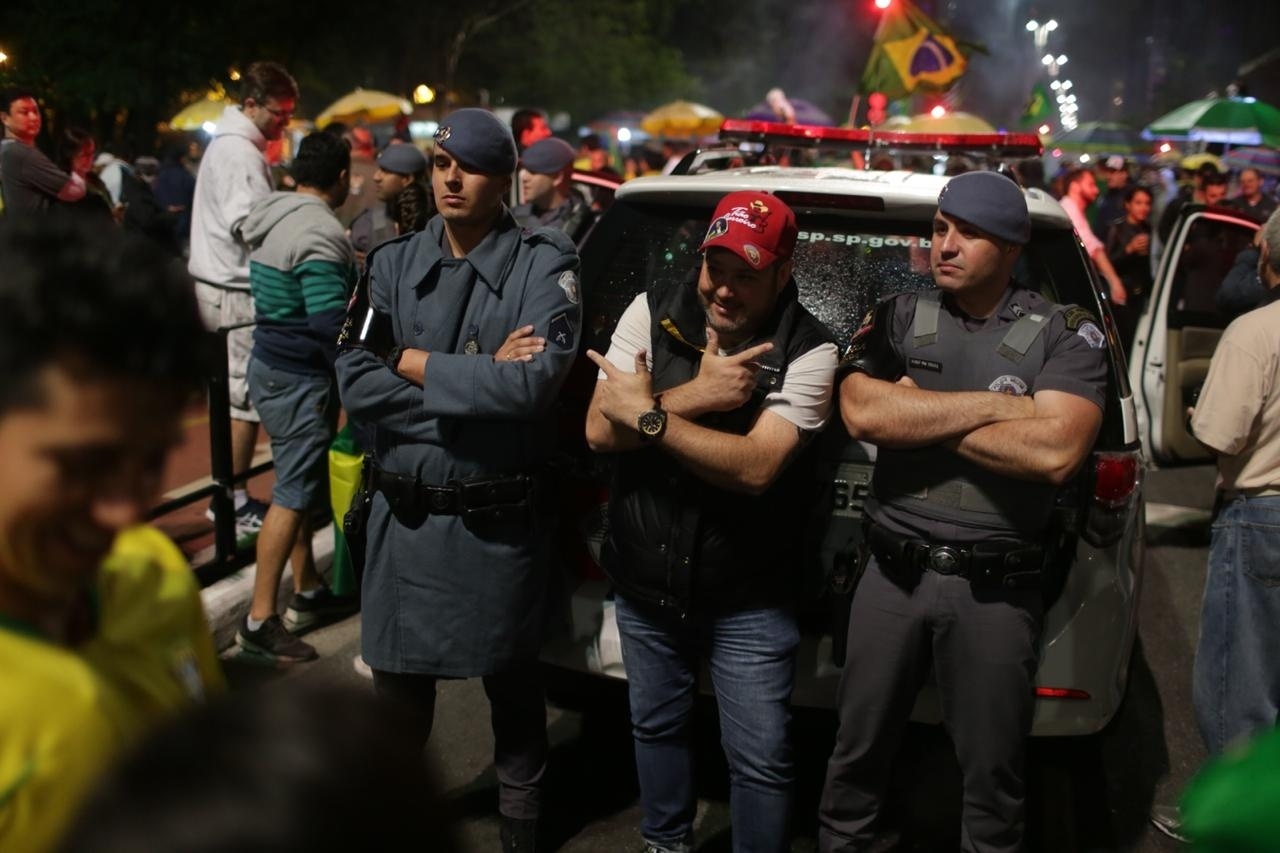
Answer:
[
  {"left": 557, "top": 270, "right": 580, "bottom": 305},
  {"left": 1076, "top": 321, "right": 1106, "bottom": 349},
  {"left": 1063, "top": 305, "right": 1098, "bottom": 331}
]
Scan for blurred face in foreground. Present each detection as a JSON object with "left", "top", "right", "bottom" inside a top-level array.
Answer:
[{"left": 0, "top": 363, "right": 181, "bottom": 612}]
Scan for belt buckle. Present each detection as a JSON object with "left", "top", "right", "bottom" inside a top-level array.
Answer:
[
  {"left": 427, "top": 488, "right": 454, "bottom": 513},
  {"left": 928, "top": 545, "right": 962, "bottom": 575}
]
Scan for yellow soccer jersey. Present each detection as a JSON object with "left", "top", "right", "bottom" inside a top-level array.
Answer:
[{"left": 0, "top": 525, "right": 225, "bottom": 853}]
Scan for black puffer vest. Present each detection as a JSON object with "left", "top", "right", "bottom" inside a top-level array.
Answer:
[{"left": 602, "top": 278, "right": 835, "bottom": 616}]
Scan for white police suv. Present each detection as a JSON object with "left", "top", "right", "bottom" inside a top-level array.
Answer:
[{"left": 543, "top": 121, "right": 1145, "bottom": 737}]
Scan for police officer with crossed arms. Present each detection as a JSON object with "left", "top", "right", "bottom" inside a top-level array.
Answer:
[
  {"left": 336, "top": 108, "right": 580, "bottom": 853},
  {"left": 817, "top": 171, "right": 1108, "bottom": 853}
]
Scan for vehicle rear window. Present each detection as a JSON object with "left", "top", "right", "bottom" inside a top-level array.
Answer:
[{"left": 582, "top": 200, "right": 1100, "bottom": 347}]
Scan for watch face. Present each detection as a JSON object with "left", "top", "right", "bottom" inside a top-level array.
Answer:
[{"left": 638, "top": 408, "right": 666, "bottom": 438}]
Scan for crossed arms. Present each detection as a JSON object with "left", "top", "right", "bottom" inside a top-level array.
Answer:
[{"left": 840, "top": 372, "right": 1102, "bottom": 485}]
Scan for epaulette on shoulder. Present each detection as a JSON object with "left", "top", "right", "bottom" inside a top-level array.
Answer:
[{"left": 521, "top": 224, "right": 576, "bottom": 254}]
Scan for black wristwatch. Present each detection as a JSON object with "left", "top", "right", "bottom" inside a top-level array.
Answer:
[
  {"left": 385, "top": 345, "right": 404, "bottom": 373},
  {"left": 637, "top": 398, "right": 667, "bottom": 442}
]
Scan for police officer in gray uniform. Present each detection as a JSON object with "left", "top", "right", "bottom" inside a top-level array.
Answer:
[
  {"left": 335, "top": 108, "right": 581, "bottom": 853},
  {"left": 512, "top": 136, "right": 595, "bottom": 245},
  {"left": 817, "top": 172, "right": 1108, "bottom": 853}
]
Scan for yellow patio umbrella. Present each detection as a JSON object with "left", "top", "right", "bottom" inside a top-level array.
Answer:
[
  {"left": 641, "top": 100, "right": 724, "bottom": 138},
  {"left": 893, "top": 112, "right": 996, "bottom": 134},
  {"left": 169, "top": 91, "right": 233, "bottom": 131},
  {"left": 316, "top": 88, "right": 412, "bottom": 129}
]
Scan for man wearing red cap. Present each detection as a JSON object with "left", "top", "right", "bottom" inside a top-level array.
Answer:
[{"left": 586, "top": 191, "right": 838, "bottom": 853}]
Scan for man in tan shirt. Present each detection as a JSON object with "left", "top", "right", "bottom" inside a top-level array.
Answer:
[{"left": 1189, "top": 207, "right": 1280, "bottom": 761}]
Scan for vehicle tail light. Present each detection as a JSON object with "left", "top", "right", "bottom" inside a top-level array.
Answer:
[
  {"left": 1034, "top": 686, "right": 1091, "bottom": 700},
  {"left": 1093, "top": 452, "right": 1140, "bottom": 509},
  {"left": 1081, "top": 450, "right": 1142, "bottom": 547}
]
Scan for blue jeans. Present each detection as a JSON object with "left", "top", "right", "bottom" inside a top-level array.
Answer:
[
  {"left": 1193, "top": 494, "right": 1280, "bottom": 755},
  {"left": 615, "top": 594, "right": 800, "bottom": 853}
]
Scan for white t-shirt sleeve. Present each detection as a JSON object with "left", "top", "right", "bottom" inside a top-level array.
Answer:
[
  {"left": 1061, "top": 196, "right": 1104, "bottom": 256},
  {"left": 600, "top": 293, "right": 653, "bottom": 376},
  {"left": 762, "top": 342, "right": 838, "bottom": 432},
  {"left": 599, "top": 294, "right": 837, "bottom": 432}
]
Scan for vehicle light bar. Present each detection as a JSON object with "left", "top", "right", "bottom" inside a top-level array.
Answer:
[
  {"left": 719, "top": 119, "right": 1044, "bottom": 156},
  {"left": 1034, "top": 686, "right": 1092, "bottom": 700}
]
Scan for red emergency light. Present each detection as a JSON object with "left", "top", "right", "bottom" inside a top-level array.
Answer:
[{"left": 719, "top": 118, "right": 1044, "bottom": 157}]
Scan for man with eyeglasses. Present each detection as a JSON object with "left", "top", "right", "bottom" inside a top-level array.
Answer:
[{"left": 189, "top": 61, "right": 298, "bottom": 548}]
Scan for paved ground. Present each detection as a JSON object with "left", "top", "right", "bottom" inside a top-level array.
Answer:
[{"left": 215, "top": 464, "right": 1217, "bottom": 851}]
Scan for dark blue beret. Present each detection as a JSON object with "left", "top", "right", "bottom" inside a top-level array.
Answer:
[
  {"left": 521, "top": 137, "right": 576, "bottom": 175},
  {"left": 937, "top": 171, "right": 1030, "bottom": 245},
  {"left": 433, "top": 108, "right": 517, "bottom": 176},
  {"left": 376, "top": 143, "right": 427, "bottom": 176}
]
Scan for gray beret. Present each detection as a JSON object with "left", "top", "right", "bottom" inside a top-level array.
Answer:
[
  {"left": 376, "top": 143, "right": 427, "bottom": 176},
  {"left": 937, "top": 171, "right": 1030, "bottom": 245},
  {"left": 433, "top": 108, "right": 517, "bottom": 175},
  {"left": 521, "top": 137, "right": 576, "bottom": 175}
]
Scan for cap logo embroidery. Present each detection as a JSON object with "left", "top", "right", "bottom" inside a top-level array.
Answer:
[
  {"left": 720, "top": 204, "right": 769, "bottom": 233},
  {"left": 704, "top": 217, "right": 730, "bottom": 242},
  {"left": 743, "top": 244, "right": 761, "bottom": 266},
  {"left": 434, "top": 126, "right": 452, "bottom": 142}
]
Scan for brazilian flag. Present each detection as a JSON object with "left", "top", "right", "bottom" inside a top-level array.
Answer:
[
  {"left": 1019, "top": 82, "right": 1053, "bottom": 128},
  {"left": 859, "top": 0, "right": 981, "bottom": 101}
]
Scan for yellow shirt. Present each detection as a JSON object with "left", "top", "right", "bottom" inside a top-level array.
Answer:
[{"left": 0, "top": 526, "right": 225, "bottom": 853}]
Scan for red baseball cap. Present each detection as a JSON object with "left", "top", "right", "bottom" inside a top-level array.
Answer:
[{"left": 699, "top": 191, "right": 798, "bottom": 270}]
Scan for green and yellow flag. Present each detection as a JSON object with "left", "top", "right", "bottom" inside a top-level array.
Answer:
[
  {"left": 1019, "top": 82, "right": 1053, "bottom": 127},
  {"left": 859, "top": 0, "right": 978, "bottom": 101}
]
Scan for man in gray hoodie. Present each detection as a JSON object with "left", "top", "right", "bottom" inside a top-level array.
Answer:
[
  {"left": 236, "top": 132, "right": 358, "bottom": 663},
  {"left": 189, "top": 61, "right": 298, "bottom": 546}
]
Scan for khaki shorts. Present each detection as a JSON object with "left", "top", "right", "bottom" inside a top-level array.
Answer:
[{"left": 195, "top": 281, "right": 259, "bottom": 423}]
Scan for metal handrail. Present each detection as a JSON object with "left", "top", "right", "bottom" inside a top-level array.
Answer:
[{"left": 146, "top": 321, "right": 274, "bottom": 587}]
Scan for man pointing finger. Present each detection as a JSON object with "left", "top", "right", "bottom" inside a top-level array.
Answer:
[{"left": 585, "top": 190, "right": 838, "bottom": 853}]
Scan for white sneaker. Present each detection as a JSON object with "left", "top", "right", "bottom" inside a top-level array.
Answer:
[{"left": 352, "top": 655, "right": 373, "bottom": 679}]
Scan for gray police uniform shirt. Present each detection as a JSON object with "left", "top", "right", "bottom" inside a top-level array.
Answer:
[
  {"left": 864, "top": 285, "right": 1107, "bottom": 544},
  {"left": 335, "top": 211, "right": 582, "bottom": 677}
]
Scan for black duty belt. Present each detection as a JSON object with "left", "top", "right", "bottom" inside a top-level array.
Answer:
[
  {"left": 371, "top": 467, "right": 533, "bottom": 516},
  {"left": 866, "top": 523, "right": 1043, "bottom": 589}
]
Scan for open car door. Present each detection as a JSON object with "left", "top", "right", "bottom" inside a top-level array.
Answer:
[{"left": 1131, "top": 206, "right": 1259, "bottom": 465}]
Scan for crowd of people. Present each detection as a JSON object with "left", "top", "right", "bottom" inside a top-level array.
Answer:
[{"left": 2, "top": 60, "right": 1279, "bottom": 853}]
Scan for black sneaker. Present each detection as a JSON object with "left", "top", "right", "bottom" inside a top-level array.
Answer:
[
  {"left": 284, "top": 585, "right": 359, "bottom": 632},
  {"left": 235, "top": 614, "right": 318, "bottom": 663}
]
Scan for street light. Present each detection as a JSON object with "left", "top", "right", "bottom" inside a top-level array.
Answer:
[
  {"left": 0, "top": 49, "right": 8, "bottom": 65},
  {"left": 1025, "top": 19, "right": 1058, "bottom": 50}
]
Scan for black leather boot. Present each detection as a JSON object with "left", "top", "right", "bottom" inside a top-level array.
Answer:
[{"left": 499, "top": 816, "right": 537, "bottom": 853}]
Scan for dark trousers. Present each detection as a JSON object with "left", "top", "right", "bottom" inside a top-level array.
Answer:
[
  {"left": 372, "top": 666, "right": 548, "bottom": 820},
  {"left": 817, "top": 557, "right": 1043, "bottom": 853}
]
